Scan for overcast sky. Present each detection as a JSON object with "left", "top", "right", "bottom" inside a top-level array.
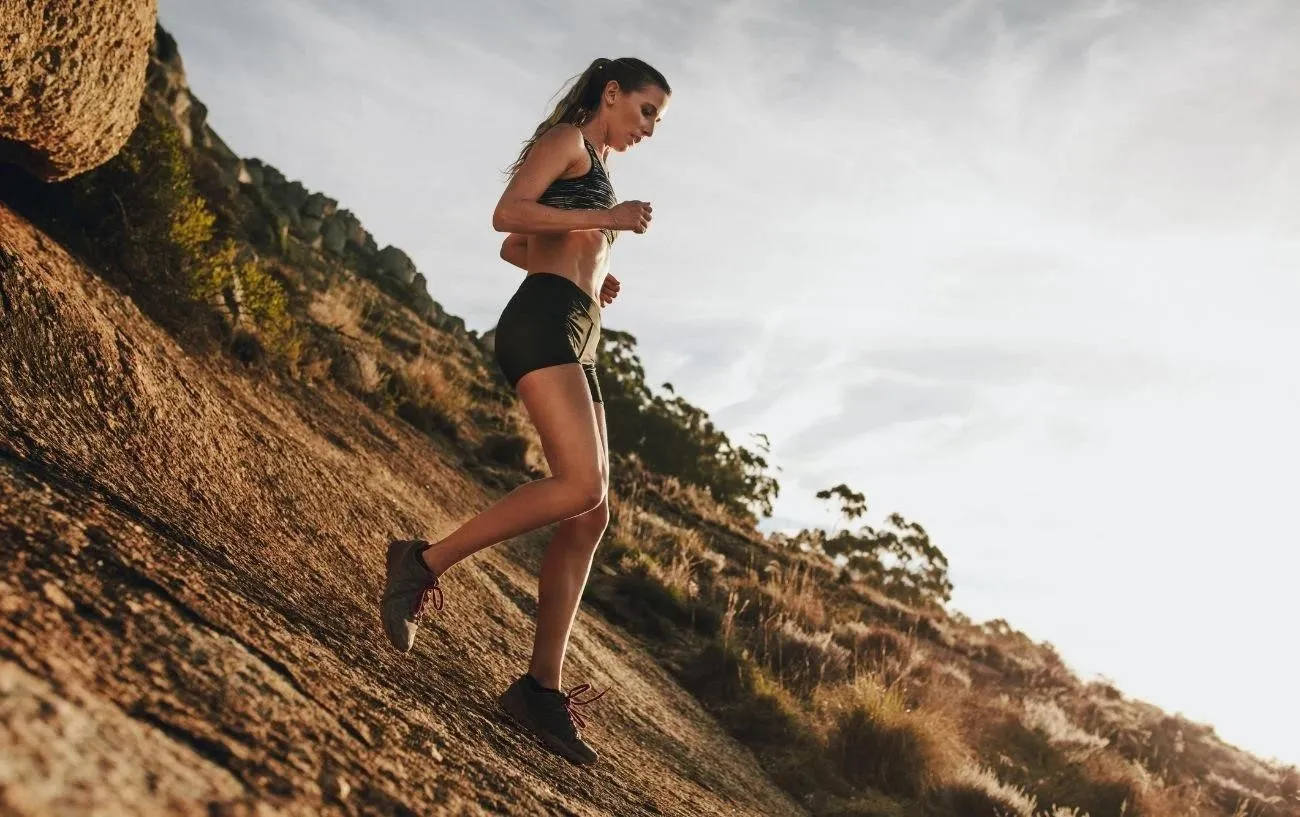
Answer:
[{"left": 158, "top": 0, "right": 1299, "bottom": 765}]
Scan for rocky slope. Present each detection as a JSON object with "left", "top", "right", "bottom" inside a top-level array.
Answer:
[
  {"left": 0, "top": 10, "right": 803, "bottom": 817},
  {"left": 0, "top": 201, "right": 802, "bottom": 816}
]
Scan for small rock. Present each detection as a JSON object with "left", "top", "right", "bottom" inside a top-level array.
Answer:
[
  {"left": 42, "top": 581, "right": 75, "bottom": 611},
  {"left": 327, "top": 774, "right": 351, "bottom": 802}
]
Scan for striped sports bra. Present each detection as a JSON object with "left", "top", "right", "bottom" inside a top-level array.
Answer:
[{"left": 537, "top": 137, "right": 618, "bottom": 244}]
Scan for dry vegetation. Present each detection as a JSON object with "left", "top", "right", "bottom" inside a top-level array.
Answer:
[{"left": 579, "top": 462, "right": 1299, "bottom": 817}]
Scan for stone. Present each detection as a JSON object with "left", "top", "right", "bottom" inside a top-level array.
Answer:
[
  {"left": 259, "top": 162, "right": 286, "bottom": 190},
  {"left": 320, "top": 216, "right": 347, "bottom": 255},
  {"left": 0, "top": 0, "right": 159, "bottom": 180},
  {"left": 302, "top": 192, "right": 337, "bottom": 220},
  {"left": 295, "top": 217, "right": 323, "bottom": 239},
  {"left": 279, "top": 181, "right": 309, "bottom": 213},
  {"left": 336, "top": 210, "right": 367, "bottom": 248},
  {"left": 377, "top": 246, "right": 416, "bottom": 286}
]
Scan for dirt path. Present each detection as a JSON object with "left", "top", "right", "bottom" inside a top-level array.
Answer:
[{"left": 0, "top": 205, "right": 806, "bottom": 817}]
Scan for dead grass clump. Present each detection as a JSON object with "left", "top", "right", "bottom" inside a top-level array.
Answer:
[
  {"left": 935, "top": 765, "right": 1037, "bottom": 817},
  {"left": 331, "top": 348, "right": 384, "bottom": 395},
  {"left": 1041, "top": 750, "right": 1167, "bottom": 817},
  {"left": 759, "top": 560, "right": 829, "bottom": 631},
  {"left": 678, "top": 642, "right": 806, "bottom": 745},
  {"left": 757, "top": 618, "right": 852, "bottom": 696},
  {"left": 1021, "top": 699, "right": 1110, "bottom": 757},
  {"left": 833, "top": 621, "right": 918, "bottom": 684},
  {"left": 815, "top": 676, "right": 967, "bottom": 800},
  {"left": 403, "top": 356, "right": 471, "bottom": 426},
  {"left": 377, "top": 357, "right": 470, "bottom": 441}
]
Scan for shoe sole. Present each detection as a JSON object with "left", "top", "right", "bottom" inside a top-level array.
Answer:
[{"left": 499, "top": 689, "right": 596, "bottom": 766}]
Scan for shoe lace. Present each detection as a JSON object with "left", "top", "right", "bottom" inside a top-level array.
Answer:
[
  {"left": 562, "top": 683, "right": 608, "bottom": 732},
  {"left": 412, "top": 576, "right": 443, "bottom": 620}
]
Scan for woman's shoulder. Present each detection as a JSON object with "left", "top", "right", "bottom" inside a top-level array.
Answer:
[{"left": 537, "top": 123, "right": 586, "bottom": 152}]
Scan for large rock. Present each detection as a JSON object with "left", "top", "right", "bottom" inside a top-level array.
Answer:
[
  {"left": 301, "top": 192, "right": 336, "bottom": 220},
  {"left": 319, "top": 215, "right": 347, "bottom": 255},
  {"left": 377, "top": 246, "right": 416, "bottom": 286},
  {"left": 0, "top": 0, "right": 159, "bottom": 180}
]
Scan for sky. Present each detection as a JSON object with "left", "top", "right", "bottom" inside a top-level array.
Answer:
[{"left": 158, "top": 0, "right": 1299, "bottom": 765}]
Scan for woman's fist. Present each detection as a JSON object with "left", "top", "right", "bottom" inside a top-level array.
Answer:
[{"left": 608, "top": 200, "right": 653, "bottom": 233}]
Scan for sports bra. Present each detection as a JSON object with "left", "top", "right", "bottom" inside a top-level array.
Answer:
[{"left": 537, "top": 137, "right": 618, "bottom": 244}]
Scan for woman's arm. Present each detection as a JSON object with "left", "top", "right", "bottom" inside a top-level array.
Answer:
[
  {"left": 492, "top": 124, "right": 616, "bottom": 235},
  {"left": 500, "top": 233, "right": 528, "bottom": 269}
]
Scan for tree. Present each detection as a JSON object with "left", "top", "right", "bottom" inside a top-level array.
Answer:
[
  {"left": 791, "top": 485, "right": 953, "bottom": 607},
  {"left": 596, "top": 330, "right": 781, "bottom": 518}
]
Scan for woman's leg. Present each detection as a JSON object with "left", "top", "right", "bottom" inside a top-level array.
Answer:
[
  {"left": 528, "top": 401, "right": 609, "bottom": 690},
  {"left": 419, "top": 363, "right": 605, "bottom": 577}
]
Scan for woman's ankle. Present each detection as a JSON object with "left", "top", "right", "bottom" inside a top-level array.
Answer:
[{"left": 418, "top": 541, "right": 450, "bottom": 577}]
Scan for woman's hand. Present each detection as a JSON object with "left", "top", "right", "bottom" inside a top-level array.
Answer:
[
  {"left": 600, "top": 273, "right": 621, "bottom": 307},
  {"left": 608, "top": 200, "right": 653, "bottom": 234}
]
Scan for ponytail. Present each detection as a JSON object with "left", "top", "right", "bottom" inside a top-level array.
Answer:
[{"left": 505, "top": 57, "right": 670, "bottom": 178}]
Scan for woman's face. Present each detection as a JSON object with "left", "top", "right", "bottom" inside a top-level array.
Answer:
[{"left": 603, "top": 82, "right": 669, "bottom": 152}]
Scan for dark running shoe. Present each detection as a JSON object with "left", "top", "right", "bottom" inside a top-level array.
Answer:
[
  {"left": 499, "top": 674, "right": 608, "bottom": 766},
  {"left": 380, "top": 539, "right": 443, "bottom": 653}
]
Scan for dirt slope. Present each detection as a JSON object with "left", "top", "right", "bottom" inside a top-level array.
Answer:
[{"left": 0, "top": 203, "right": 805, "bottom": 816}]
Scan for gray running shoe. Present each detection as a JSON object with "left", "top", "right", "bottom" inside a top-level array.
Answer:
[
  {"left": 381, "top": 539, "right": 443, "bottom": 653},
  {"left": 499, "top": 674, "right": 608, "bottom": 766}
]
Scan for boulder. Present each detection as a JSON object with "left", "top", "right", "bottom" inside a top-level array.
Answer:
[
  {"left": 377, "top": 246, "right": 416, "bottom": 286},
  {"left": 302, "top": 192, "right": 337, "bottom": 220},
  {"left": 0, "top": 0, "right": 159, "bottom": 180},
  {"left": 258, "top": 162, "right": 286, "bottom": 190},
  {"left": 320, "top": 215, "right": 347, "bottom": 255},
  {"left": 295, "top": 217, "right": 323, "bottom": 240},
  {"left": 335, "top": 209, "right": 368, "bottom": 249},
  {"left": 279, "top": 180, "right": 309, "bottom": 213}
]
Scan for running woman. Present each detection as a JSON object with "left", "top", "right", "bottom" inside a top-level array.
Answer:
[{"left": 381, "top": 57, "right": 670, "bottom": 766}]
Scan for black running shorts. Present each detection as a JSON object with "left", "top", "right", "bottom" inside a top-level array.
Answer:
[{"left": 494, "top": 273, "right": 603, "bottom": 402}]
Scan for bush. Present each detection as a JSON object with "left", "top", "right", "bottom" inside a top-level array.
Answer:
[{"left": 9, "top": 102, "right": 300, "bottom": 362}]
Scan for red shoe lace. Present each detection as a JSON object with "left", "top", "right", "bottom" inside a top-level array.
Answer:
[
  {"left": 413, "top": 577, "right": 443, "bottom": 619},
  {"left": 562, "top": 683, "right": 609, "bottom": 731}
]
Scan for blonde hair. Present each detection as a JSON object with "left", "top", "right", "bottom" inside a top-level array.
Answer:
[{"left": 506, "top": 57, "right": 670, "bottom": 178}]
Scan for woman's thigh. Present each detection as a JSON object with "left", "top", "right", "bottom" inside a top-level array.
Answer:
[{"left": 516, "top": 363, "right": 603, "bottom": 490}]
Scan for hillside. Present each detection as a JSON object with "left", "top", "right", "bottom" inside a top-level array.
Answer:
[{"left": 2, "top": 12, "right": 1297, "bottom": 817}]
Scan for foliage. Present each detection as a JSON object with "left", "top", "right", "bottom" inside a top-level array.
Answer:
[
  {"left": 780, "top": 486, "right": 953, "bottom": 607},
  {"left": 596, "top": 329, "right": 780, "bottom": 518},
  {"left": 40, "top": 102, "right": 299, "bottom": 360}
]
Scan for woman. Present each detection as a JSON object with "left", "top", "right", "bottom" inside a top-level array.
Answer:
[{"left": 380, "top": 57, "right": 670, "bottom": 766}]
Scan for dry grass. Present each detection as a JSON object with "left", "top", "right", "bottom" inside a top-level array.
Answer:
[
  {"left": 814, "top": 675, "right": 967, "bottom": 800},
  {"left": 759, "top": 559, "right": 830, "bottom": 631},
  {"left": 402, "top": 356, "right": 471, "bottom": 426},
  {"left": 1021, "top": 699, "right": 1110, "bottom": 758},
  {"left": 937, "top": 764, "right": 1038, "bottom": 816},
  {"left": 306, "top": 284, "right": 366, "bottom": 339},
  {"left": 757, "top": 618, "right": 853, "bottom": 695}
]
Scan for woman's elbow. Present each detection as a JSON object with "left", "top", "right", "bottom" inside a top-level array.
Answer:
[{"left": 492, "top": 204, "right": 516, "bottom": 233}]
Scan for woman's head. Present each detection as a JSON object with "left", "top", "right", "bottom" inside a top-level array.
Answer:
[{"left": 509, "top": 58, "right": 671, "bottom": 176}]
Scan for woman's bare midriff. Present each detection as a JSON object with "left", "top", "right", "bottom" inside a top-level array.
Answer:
[{"left": 525, "top": 229, "right": 611, "bottom": 301}]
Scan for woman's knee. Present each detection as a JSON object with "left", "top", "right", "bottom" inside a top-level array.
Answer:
[
  {"left": 556, "top": 474, "right": 606, "bottom": 516},
  {"left": 560, "top": 499, "right": 610, "bottom": 542}
]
